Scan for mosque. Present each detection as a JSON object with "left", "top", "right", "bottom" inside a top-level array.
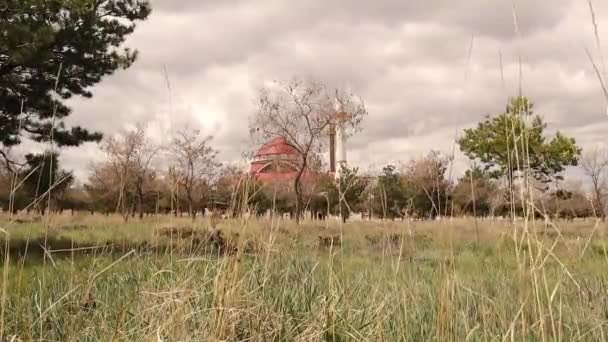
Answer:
[
  {"left": 249, "top": 136, "right": 303, "bottom": 182},
  {"left": 249, "top": 109, "right": 349, "bottom": 182}
]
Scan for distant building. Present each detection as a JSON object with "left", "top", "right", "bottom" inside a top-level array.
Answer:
[
  {"left": 250, "top": 105, "right": 350, "bottom": 182},
  {"left": 250, "top": 137, "right": 303, "bottom": 182}
]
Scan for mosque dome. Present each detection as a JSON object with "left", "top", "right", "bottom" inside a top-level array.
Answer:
[
  {"left": 254, "top": 137, "right": 299, "bottom": 158},
  {"left": 250, "top": 137, "right": 300, "bottom": 182}
]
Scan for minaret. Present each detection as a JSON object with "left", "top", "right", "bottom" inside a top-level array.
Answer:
[
  {"left": 335, "top": 120, "right": 346, "bottom": 177},
  {"left": 329, "top": 123, "right": 336, "bottom": 173}
]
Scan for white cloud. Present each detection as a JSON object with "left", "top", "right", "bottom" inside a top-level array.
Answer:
[{"left": 42, "top": 0, "right": 608, "bottom": 180}]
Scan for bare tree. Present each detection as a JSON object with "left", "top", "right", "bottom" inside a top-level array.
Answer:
[
  {"left": 580, "top": 146, "right": 608, "bottom": 221},
  {"left": 86, "top": 162, "right": 120, "bottom": 215},
  {"left": 249, "top": 78, "right": 367, "bottom": 223},
  {"left": 102, "top": 129, "right": 139, "bottom": 221},
  {"left": 100, "top": 124, "right": 160, "bottom": 221},
  {"left": 131, "top": 135, "right": 161, "bottom": 219},
  {"left": 169, "top": 128, "right": 220, "bottom": 220}
]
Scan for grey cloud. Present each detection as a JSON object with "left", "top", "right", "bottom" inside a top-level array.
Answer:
[
  {"left": 136, "top": 0, "right": 572, "bottom": 76},
  {"left": 152, "top": 0, "right": 570, "bottom": 38},
  {"left": 47, "top": 0, "right": 608, "bottom": 181},
  {"left": 148, "top": 0, "right": 246, "bottom": 13}
]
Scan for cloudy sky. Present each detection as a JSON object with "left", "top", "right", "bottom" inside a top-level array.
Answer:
[{"left": 56, "top": 0, "right": 608, "bottom": 180}]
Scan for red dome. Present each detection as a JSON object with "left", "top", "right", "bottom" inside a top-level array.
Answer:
[
  {"left": 255, "top": 137, "right": 299, "bottom": 157},
  {"left": 250, "top": 137, "right": 303, "bottom": 182}
]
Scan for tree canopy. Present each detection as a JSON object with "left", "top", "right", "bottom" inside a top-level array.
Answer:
[
  {"left": 458, "top": 97, "right": 581, "bottom": 189},
  {"left": 452, "top": 166, "right": 501, "bottom": 217},
  {"left": 0, "top": 0, "right": 151, "bottom": 167},
  {"left": 321, "top": 165, "right": 368, "bottom": 223},
  {"left": 377, "top": 164, "right": 406, "bottom": 219}
]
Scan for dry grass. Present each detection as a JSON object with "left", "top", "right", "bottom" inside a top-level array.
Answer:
[{"left": 0, "top": 214, "right": 606, "bottom": 340}]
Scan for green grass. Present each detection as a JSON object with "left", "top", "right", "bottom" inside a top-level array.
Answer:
[{"left": 0, "top": 214, "right": 607, "bottom": 340}]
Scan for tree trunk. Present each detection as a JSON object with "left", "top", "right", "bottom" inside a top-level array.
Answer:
[
  {"left": 188, "top": 202, "right": 196, "bottom": 220},
  {"left": 294, "top": 171, "right": 305, "bottom": 224},
  {"left": 595, "top": 187, "right": 605, "bottom": 222},
  {"left": 137, "top": 188, "right": 144, "bottom": 220},
  {"left": 121, "top": 193, "right": 129, "bottom": 223},
  {"left": 130, "top": 201, "right": 136, "bottom": 218}
]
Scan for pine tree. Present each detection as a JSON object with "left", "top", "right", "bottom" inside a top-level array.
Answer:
[
  {"left": 0, "top": 0, "right": 151, "bottom": 167},
  {"left": 22, "top": 151, "right": 74, "bottom": 213},
  {"left": 458, "top": 96, "right": 581, "bottom": 189}
]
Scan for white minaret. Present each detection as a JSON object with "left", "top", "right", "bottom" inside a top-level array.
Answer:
[{"left": 334, "top": 98, "right": 347, "bottom": 180}]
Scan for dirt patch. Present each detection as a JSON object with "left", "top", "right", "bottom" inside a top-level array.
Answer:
[
  {"left": 0, "top": 236, "right": 114, "bottom": 262},
  {"left": 203, "top": 230, "right": 261, "bottom": 255},
  {"left": 366, "top": 232, "right": 432, "bottom": 250},
  {"left": 318, "top": 235, "right": 341, "bottom": 248},
  {"left": 366, "top": 233, "right": 404, "bottom": 249},
  {"left": 12, "top": 216, "right": 42, "bottom": 224},
  {"left": 156, "top": 227, "right": 260, "bottom": 256},
  {"left": 1, "top": 228, "right": 261, "bottom": 264}
]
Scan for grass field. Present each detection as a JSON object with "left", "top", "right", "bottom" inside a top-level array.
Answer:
[{"left": 0, "top": 214, "right": 607, "bottom": 341}]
